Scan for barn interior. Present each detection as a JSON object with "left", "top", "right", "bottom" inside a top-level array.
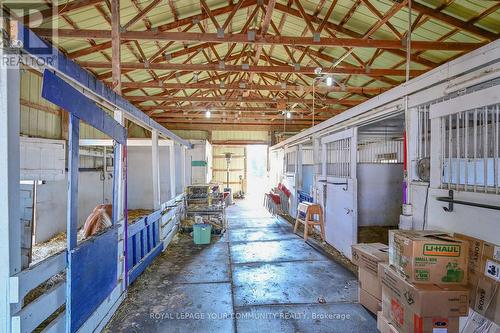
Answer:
[{"left": 0, "top": 1, "right": 499, "bottom": 332}]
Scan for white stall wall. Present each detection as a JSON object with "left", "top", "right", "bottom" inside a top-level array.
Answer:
[
  {"left": 35, "top": 171, "right": 112, "bottom": 243},
  {"left": 159, "top": 146, "right": 172, "bottom": 203},
  {"left": 357, "top": 164, "right": 403, "bottom": 226},
  {"left": 128, "top": 146, "right": 155, "bottom": 210},
  {"left": 426, "top": 188, "right": 500, "bottom": 245}
]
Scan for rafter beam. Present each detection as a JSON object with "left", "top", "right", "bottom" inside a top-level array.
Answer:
[
  {"left": 123, "top": 0, "right": 162, "bottom": 31},
  {"left": 23, "top": 0, "right": 103, "bottom": 24},
  {"left": 410, "top": 2, "right": 497, "bottom": 41},
  {"left": 33, "top": 29, "right": 483, "bottom": 51},
  {"left": 77, "top": 60, "right": 427, "bottom": 76},
  {"left": 120, "top": 81, "right": 388, "bottom": 94},
  {"left": 126, "top": 95, "right": 364, "bottom": 105}
]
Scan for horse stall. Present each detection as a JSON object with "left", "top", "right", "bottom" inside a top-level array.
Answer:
[
  {"left": 1, "top": 27, "right": 190, "bottom": 333},
  {"left": 355, "top": 116, "right": 404, "bottom": 244}
]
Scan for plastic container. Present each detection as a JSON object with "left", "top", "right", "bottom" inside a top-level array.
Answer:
[{"left": 193, "top": 223, "right": 212, "bottom": 245}]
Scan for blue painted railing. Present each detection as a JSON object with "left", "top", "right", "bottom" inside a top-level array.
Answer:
[
  {"left": 127, "top": 210, "right": 163, "bottom": 284},
  {"left": 298, "top": 190, "right": 313, "bottom": 203}
]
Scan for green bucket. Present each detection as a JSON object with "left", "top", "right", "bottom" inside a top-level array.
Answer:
[{"left": 193, "top": 223, "right": 212, "bottom": 245}]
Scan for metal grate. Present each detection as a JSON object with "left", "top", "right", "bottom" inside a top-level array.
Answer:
[
  {"left": 440, "top": 104, "right": 500, "bottom": 193},
  {"left": 326, "top": 138, "right": 351, "bottom": 178}
]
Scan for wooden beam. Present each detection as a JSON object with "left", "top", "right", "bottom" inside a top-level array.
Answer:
[
  {"left": 126, "top": 95, "right": 364, "bottom": 105},
  {"left": 77, "top": 60, "right": 427, "bottom": 76},
  {"left": 66, "top": 0, "right": 255, "bottom": 59},
  {"left": 410, "top": 2, "right": 497, "bottom": 41},
  {"left": 24, "top": 0, "right": 103, "bottom": 24},
  {"left": 111, "top": 0, "right": 121, "bottom": 93},
  {"left": 271, "top": 1, "right": 438, "bottom": 68},
  {"left": 153, "top": 113, "right": 331, "bottom": 121},
  {"left": 120, "top": 81, "right": 388, "bottom": 94},
  {"left": 33, "top": 29, "right": 484, "bottom": 51},
  {"left": 157, "top": 118, "right": 325, "bottom": 126},
  {"left": 123, "top": 0, "right": 162, "bottom": 30}
]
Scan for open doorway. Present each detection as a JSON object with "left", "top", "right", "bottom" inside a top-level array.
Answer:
[{"left": 246, "top": 145, "right": 268, "bottom": 205}]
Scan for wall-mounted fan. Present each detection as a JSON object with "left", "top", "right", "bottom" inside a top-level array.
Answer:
[{"left": 416, "top": 157, "right": 430, "bottom": 182}]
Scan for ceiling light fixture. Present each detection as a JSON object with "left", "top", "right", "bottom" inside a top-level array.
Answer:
[
  {"left": 286, "top": 111, "right": 292, "bottom": 119},
  {"left": 326, "top": 76, "right": 333, "bottom": 86},
  {"left": 205, "top": 110, "right": 211, "bottom": 118}
]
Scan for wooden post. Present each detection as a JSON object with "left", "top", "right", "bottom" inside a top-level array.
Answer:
[
  {"left": 0, "top": 37, "right": 21, "bottom": 333},
  {"left": 111, "top": 0, "right": 121, "bottom": 93}
]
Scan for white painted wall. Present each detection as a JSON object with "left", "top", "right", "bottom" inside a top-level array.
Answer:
[
  {"left": 357, "top": 164, "right": 403, "bottom": 226},
  {"left": 426, "top": 188, "right": 500, "bottom": 245},
  {"left": 35, "top": 171, "right": 112, "bottom": 243},
  {"left": 159, "top": 146, "right": 172, "bottom": 203},
  {"left": 127, "top": 146, "right": 155, "bottom": 210}
]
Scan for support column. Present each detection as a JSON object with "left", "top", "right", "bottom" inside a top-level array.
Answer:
[
  {"left": 170, "top": 143, "right": 177, "bottom": 199},
  {"left": 151, "top": 130, "right": 161, "bottom": 209},
  {"left": 0, "top": 34, "right": 21, "bottom": 333},
  {"left": 113, "top": 111, "right": 125, "bottom": 221},
  {"left": 111, "top": 0, "right": 121, "bottom": 92},
  {"left": 113, "top": 110, "right": 126, "bottom": 289}
]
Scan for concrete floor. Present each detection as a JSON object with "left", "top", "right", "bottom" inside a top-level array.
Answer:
[{"left": 105, "top": 199, "right": 377, "bottom": 333}]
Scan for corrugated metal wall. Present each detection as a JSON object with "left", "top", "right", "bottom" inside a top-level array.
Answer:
[
  {"left": 172, "top": 130, "right": 209, "bottom": 140},
  {"left": 212, "top": 146, "right": 246, "bottom": 193},
  {"left": 212, "top": 130, "right": 268, "bottom": 141},
  {"left": 20, "top": 70, "right": 61, "bottom": 139},
  {"left": 20, "top": 70, "right": 111, "bottom": 140}
]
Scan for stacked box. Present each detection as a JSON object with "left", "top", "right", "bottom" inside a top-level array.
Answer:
[
  {"left": 389, "top": 230, "right": 469, "bottom": 285},
  {"left": 454, "top": 233, "right": 500, "bottom": 325},
  {"left": 352, "top": 243, "right": 389, "bottom": 314},
  {"left": 379, "top": 263, "right": 468, "bottom": 333},
  {"left": 377, "top": 311, "right": 399, "bottom": 333}
]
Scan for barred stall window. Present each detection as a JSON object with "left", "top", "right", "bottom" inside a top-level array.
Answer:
[
  {"left": 440, "top": 104, "right": 500, "bottom": 193},
  {"left": 417, "top": 104, "right": 431, "bottom": 160},
  {"left": 357, "top": 140, "right": 403, "bottom": 164},
  {"left": 285, "top": 149, "right": 296, "bottom": 173},
  {"left": 326, "top": 138, "right": 351, "bottom": 178}
]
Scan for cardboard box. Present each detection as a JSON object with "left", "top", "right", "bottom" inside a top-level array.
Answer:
[
  {"left": 389, "top": 230, "right": 468, "bottom": 285},
  {"left": 453, "top": 233, "right": 499, "bottom": 325},
  {"left": 379, "top": 263, "right": 469, "bottom": 317},
  {"left": 352, "top": 243, "right": 389, "bottom": 276},
  {"left": 462, "top": 309, "right": 499, "bottom": 333},
  {"left": 454, "top": 233, "right": 500, "bottom": 274},
  {"left": 382, "top": 288, "right": 460, "bottom": 333},
  {"left": 469, "top": 270, "right": 500, "bottom": 325},
  {"left": 359, "top": 267, "right": 382, "bottom": 300},
  {"left": 377, "top": 311, "right": 398, "bottom": 333},
  {"left": 359, "top": 287, "right": 381, "bottom": 315}
]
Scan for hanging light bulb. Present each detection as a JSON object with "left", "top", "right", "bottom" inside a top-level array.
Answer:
[
  {"left": 286, "top": 111, "right": 292, "bottom": 119},
  {"left": 205, "top": 110, "right": 211, "bottom": 118},
  {"left": 326, "top": 76, "right": 333, "bottom": 86}
]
